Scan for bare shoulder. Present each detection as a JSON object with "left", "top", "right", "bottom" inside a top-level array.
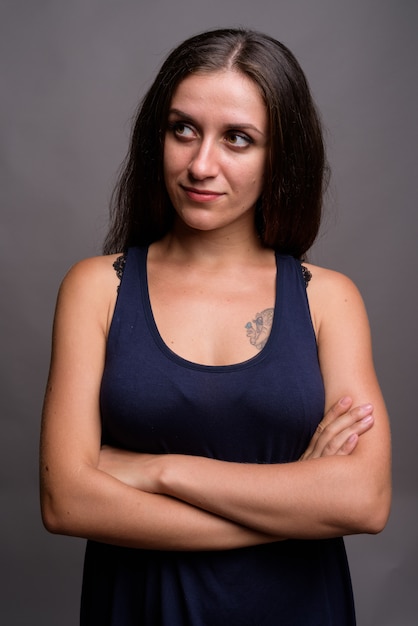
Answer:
[
  {"left": 56, "top": 253, "right": 124, "bottom": 335},
  {"left": 60, "top": 253, "right": 123, "bottom": 288},
  {"left": 302, "top": 262, "right": 368, "bottom": 337},
  {"left": 302, "top": 262, "right": 362, "bottom": 297}
]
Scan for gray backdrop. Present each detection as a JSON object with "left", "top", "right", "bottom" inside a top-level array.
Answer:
[{"left": 1, "top": 1, "right": 417, "bottom": 624}]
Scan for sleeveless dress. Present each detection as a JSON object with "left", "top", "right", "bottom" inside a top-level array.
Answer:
[{"left": 80, "top": 247, "right": 356, "bottom": 625}]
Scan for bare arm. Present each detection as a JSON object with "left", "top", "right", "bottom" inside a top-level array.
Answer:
[
  {"left": 102, "top": 268, "right": 391, "bottom": 539},
  {"left": 39, "top": 257, "right": 280, "bottom": 550}
]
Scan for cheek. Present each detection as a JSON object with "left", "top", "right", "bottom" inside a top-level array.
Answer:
[
  {"left": 163, "top": 150, "right": 178, "bottom": 193},
  {"left": 163, "top": 134, "right": 177, "bottom": 167},
  {"left": 248, "top": 162, "right": 265, "bottom": 194},
  {"left": 163, "top": 141, "right": 188, "bottom": 179}
]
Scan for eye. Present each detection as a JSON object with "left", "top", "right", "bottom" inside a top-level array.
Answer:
[
  {"left": 168, "top": 121, "right": 196, "bottom": 140},
  {"left": 226, "top": 132, "right": 252, "bottom": 148}
]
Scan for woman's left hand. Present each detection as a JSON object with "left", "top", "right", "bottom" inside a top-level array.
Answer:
[{"left": 300, "top": 396, "right": 374, "bottom": 461}]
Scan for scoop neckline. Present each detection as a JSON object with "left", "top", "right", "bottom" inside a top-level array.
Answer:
[{"left": 138, "top": 247, "right": 283, "bottom": 372}]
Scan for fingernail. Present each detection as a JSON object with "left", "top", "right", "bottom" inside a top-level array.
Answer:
[
  {"left": 361, "top": 415, "right": 374, "bottom": 424},
  {"left": 359, "top": 404, "right": 373, "bottom": 413},
  {"left": 340, "top": 396, "right": 352, "bottom": 407}
]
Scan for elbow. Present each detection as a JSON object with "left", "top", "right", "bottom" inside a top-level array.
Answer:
[
  {"left": 352, "top": 483, "right": 392, "bottom": 535},
  {"left": 363, "top": 495, "right": 391, "bottom": 535},
  {"left": 40, "top": 462, "right": 96, "bottom": 536},
  {"left": 40, "top": 487, "right": 78, "bottom": 536},
  {"left": 41, "top": 511, "right": 62, "bottom": 535},
  {"left": 40, "top": 494, "right": 67, "bottom": 535}
]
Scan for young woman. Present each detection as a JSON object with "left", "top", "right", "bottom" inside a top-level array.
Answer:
[{"left": 40, "top": 28, "right": 391, "bottom": 625}]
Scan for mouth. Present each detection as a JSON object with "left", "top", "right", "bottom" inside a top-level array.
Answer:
[{"left": 180, "top": 185, "right": 224, "bottom": 203}]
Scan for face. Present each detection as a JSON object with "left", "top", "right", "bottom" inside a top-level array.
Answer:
[{"left": 163, "top": 70, "right": 268, "bottom": 236}]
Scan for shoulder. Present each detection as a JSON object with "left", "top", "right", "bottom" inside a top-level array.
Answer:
[
  {"left": 302, "top": 262, "right": 361, "bottom": 296},
  {"left": 56, "top": 253, "right": 124, "bottom": 335},
  {"left": 59, "top": 253, "right": 123, "bottom": 292},
  {"left": 302, "top": 262, "right": 368, "bottom": 338}
]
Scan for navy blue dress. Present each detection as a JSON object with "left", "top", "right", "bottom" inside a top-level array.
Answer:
[{"left": 80, "top": 247, "right": 356, "bottom": 625}]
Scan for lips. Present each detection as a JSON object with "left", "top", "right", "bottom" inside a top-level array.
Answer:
[{"left": 181, "top": 185, "right": 224, "bottom": 203}]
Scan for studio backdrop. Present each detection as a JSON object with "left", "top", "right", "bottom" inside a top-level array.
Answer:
[{"left": 1, "top": 1, "right": 417, "bottom": 624}]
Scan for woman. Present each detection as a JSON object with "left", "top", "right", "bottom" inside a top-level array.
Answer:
[{"left": 40, "top": 28, "right": 391, "bottom": 625}]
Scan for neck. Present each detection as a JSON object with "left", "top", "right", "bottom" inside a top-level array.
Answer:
[{"left": 156, "top": 221, "right": 269, "bottom": 267}]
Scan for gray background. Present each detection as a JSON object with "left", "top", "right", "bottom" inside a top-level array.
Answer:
[{"left": 1, "top": 0, "right": 417, "bottom": 624}]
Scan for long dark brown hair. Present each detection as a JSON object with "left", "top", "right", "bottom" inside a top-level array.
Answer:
[{"left": 103, "top": 28, "right": 329, "bottom": 258}]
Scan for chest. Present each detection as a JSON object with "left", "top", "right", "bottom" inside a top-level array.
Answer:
[{"left": 147, "top": 264, "right": 276, "bottom": 366}]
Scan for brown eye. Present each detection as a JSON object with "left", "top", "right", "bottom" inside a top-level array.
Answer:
[
  {"left": 170, "top": 122, "right": 195, "bottom": 139},
  {"left": 226, "top": 133, "right": 251, "bottom": 147}
]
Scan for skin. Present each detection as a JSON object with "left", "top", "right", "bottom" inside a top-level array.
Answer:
[
  {"left": 164, "top": 71, "right": 268, "bottom": 237},
  {"left": 40, "top": 69, "right": 391, "bottom": 550}
]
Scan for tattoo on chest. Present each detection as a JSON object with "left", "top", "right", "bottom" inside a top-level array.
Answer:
[{"left": 245, "top": 308, "right": 274, "bottom": 350}]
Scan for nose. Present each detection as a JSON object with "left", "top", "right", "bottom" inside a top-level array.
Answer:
[{"left": 187, "top": 139, "right": 219, "bottom": 180}]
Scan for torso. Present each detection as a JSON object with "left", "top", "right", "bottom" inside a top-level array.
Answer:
[{"left": 90, "top": 245, "right": 355, "bottom": 625}]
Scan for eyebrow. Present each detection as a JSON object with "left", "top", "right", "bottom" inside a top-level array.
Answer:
[{"left": 167, "top": 108, "right": 266, "bottom": 137}]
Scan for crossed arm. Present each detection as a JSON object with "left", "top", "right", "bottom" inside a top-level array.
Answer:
[{"left": 40, "top": 257, "right": 391, "bottom": 550}]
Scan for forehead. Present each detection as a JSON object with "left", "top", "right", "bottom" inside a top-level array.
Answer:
[{"left": 169, "top": 70, "right": 267, "bottom": 124}]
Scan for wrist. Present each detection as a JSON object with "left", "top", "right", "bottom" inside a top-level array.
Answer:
[
  {"left": 157, "top": 454, "right": 175, "bottom": 495},
  {"left": 158, "top": 453, "right": 191, "bottom": 498}
]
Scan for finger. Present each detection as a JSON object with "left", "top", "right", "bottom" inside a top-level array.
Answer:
[
  {"left": 305, "top": 397, "right": 352, "bottom": 451},
  {"left": 321, "top": 396, "right": 354, "bottom": 428},
  {"left": 317, "top": 396, "right": 354, "bottom": 435},
  {"left": 304, "top": 404, "right": 373, "bottom": 459},
  {"left": 319, "top": 414, "right": 374, "bottom": 457},
  {"left": 337, "top": 433, "right": 358, "bottom": 456},
  {"left": 301, "top": 396, "right": 353, "bottom": 459},
  {"left": 321, "top": 404, "right": 373, "bottom": 438}
]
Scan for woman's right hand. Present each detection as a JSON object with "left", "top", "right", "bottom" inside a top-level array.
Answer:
[{"left": 300, "top": 397, "right": 374, "bottom": 461}]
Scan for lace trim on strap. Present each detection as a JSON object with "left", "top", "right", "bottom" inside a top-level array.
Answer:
[
  {"left": 113, "top": 253, "right": 126, "bottom": 291},
  {"left": 301, "top": 265, "right": 312, "bottom": 288}
]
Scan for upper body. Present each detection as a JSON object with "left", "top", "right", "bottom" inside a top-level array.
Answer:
[
  {"left": 80, "top": 246, "right": 362, "bottom": 625},
  {"left": 40, "top": 28, "right": 391, "bottom": 552}
]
